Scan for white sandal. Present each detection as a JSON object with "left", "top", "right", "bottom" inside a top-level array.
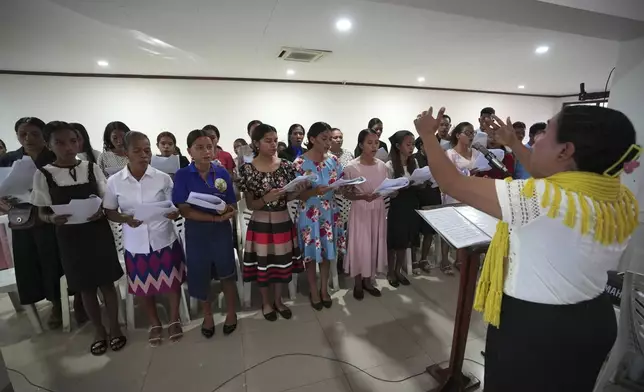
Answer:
[
  {"left": 168, "top": 321, "right": 183, "bottom": 343},
  {"left": 148, "top": 325, "right": 163, "bottom": 347}
]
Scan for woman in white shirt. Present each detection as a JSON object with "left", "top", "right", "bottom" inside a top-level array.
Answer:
[
  {"left": 97, "top": 121, "right": 130, "bottom": 177},
  {"left": 444, "top": 121, "right": 481, "bottom": 204},
  {"left": 415, "top": 105, "right": 640, "bottom": 392},
  {"left": 103, "top": 131, "right": 186, "bottom": 346}
]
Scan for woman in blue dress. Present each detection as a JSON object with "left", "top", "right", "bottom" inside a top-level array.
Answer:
[
  {"left": 293, "top": 122, "right": 346, "bottom": 311},
  {"left": 172, "top": 129, "right": 238, "bottom": 338}
]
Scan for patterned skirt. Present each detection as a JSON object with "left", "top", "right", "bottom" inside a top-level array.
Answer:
[
  {"left": 125, "top": 240, "right": 186, "bottom": 296},
  {"left": 243, "top": 208, "right": 304, "bottom": 286}
]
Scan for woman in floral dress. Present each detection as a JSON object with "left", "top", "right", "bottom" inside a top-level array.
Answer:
[{"left": 293, "top": 122, "right": 345, "bottom": 311}]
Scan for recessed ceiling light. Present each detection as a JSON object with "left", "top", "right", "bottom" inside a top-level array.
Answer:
[
  {"left": 335, "top": 18, "right": 352, "bottom": 32},
  {"left": 417, "top": 76, "right": 426, "bottom": 83},
  {"left": 535, "top": 46, "right": 549, "bottom": 54},
  {"left": 96, "top": 60, "right": 109, "bottom": 67},
  {"left": 518, "top": 85, "right": 525, "bottom": 89},
  {"left": 286, "top": 69, "right": 295, "bottom": 76}
]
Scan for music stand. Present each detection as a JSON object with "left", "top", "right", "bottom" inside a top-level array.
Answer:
[{"left": 417, "top": 204, "right": 494, "bottom": 392}]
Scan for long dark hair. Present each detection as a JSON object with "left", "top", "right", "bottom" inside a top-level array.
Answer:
[
  {"left": 70, "top": 123, "right": 97, "bottom": 163},
  {"left": 368, "top": 118, "right": 383, "bottom": 130},
  {"left": 103, "top": 121, "right": 131, "bottom": 151},
  {"left": 15, "top": 117, "right": 46, "bottom": 132},
  {"left": 388, "top": 130, "right": 416, "bottom": 178},
  {"left": 449, "top": 122, "right": 473, "bottom": 147},
  {"left": 357, "top": 129, "right": 379, "bottom": 151}
]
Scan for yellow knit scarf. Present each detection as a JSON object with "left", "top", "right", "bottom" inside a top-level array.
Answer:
[{"left": 474, "top": 171, "right": 639, "bottom": 328}]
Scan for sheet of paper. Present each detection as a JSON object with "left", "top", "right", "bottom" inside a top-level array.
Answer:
[
  {"left": 410, "top": 167, "right": 434, "bottom": 185},
  {"left": 122, "top": 225, "right": 150, "bottom": 255},
  {"left": 0, "top": 157, "right": 37, "bottom": 198},
  {"left": 283, "top": 174, "right": 318, "bottom": 192},
  {"left": 454, "top": 206, "right": 499, "bottom": 238},
  {"left": 375, "top": 147, "right": 389, "bottom": 162},
  {"left": 472, "top": 149, "right": 505, "bottom": 172},
  {"left": 375, "top": 177, "right": 410, "bottom": 196},
  {"left": 104, "top": 166, "right": 123, "bottom": 177},
  {"left": 417, "top": 207, "right": 491, "bottom": 249},
  {"left": 0, "top": 168, "right": 11, "bottom": 185},
  {"left": 151, "top": 155, "right": 180, "bottom": 174},
  {"left": 328, "top": 176, "right": 366, "bottom": 189},
  {"left": 186, "top": 192, "right": 226, "bottom": 212},
  {"left": 133, "top": 200, "right": 177, "bottom": 222},
  {"left": 50, "top": 196, "right": 103, "bottom": 225}
]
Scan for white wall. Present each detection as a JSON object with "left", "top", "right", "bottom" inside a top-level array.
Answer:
[{"left": 0, "top": 74, "right": 559, "bottom": 153}]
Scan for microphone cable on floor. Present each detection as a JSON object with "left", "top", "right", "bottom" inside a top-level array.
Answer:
[{"left": 6, "top": 353, "right": 485, "bottom": 392}]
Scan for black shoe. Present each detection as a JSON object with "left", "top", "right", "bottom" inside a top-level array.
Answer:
[
  {"left": 363, "top": 286, "right": 382, "bottom": 297},
  {"left": 398, "top": 275, "right": 411, "bottom": 286},
  {"left": 353, "top": 287, "right": 364, "bottom": 301},
  {"left": 388, "top": 277, "right": 400, "bottom": 288},
  {"left": 263, "top": 307, "right": 278, "bottom": 322},
  {"left": 274, "top": 304, "right": 292, "bottom": 320},
  {"left": 320, "top": 290, "right": 332, "bottom": 309},
  {"left": 309, "top": 294, "right": 323, "bottom": 311},
  {"left": 201, "top": 321, "right": 215, "bottom": 339},
  {"left": 223, "top": 322, "right": 237, "bottom": 336}
]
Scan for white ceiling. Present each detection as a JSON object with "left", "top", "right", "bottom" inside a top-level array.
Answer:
[{"left": 0, "top": 0, "right": 640, "bottom": 96}]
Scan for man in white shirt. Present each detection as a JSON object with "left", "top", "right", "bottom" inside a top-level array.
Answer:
[
  {"left": 436, "top": 114, "right": 452, "bottom": 150},
  {"left": 473, "top": 107, "right": 495, "bottom": 147}
]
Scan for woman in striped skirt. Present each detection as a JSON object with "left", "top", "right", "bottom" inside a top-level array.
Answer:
[{"left": 239, "top": 124, "right": 304, "bottom": 321}]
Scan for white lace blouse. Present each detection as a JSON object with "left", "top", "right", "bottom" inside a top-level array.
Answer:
[{"left": 495, "top": 179, "right": 629, "bottom": 305}]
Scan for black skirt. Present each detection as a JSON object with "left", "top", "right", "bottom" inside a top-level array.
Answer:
[
  {"left": 56, "top": 218, "right": 123, "bottom": 292},
  {"left": 387, "top": 188, "right": 420, "bottom": 250},
  {"left": 11, "top": 223, "right": 63, "bottom": 305},
  {"left": 485, "top": 293, "right": 616, "bottom": 392}
]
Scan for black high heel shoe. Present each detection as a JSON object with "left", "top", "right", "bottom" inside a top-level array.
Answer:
[
  {"left": 309, "top": 294, "right": 323, "bottom": 311},
  {"left": 223, "top": 315, "right": 238, "bottom": 336},
  {"left": 201, "top": 318, "right": 215, "bottom": 339},
  {"left": 320, "top": 290, "right": 332, "bottom": 309}
]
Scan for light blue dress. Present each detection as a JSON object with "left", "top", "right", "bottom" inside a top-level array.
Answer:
[{"left": 293, "top": 154, "right": 346, "bottom": 264}]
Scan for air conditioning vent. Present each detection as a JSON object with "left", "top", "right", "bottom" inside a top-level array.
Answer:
[{"left": 278, "top": 47, "right": 331, "bottom": 63}]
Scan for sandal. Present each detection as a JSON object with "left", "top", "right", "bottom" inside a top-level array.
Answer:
[
  {"left": 411, "top": 261, "right": 421, "bottom": 276},
  {"left": 90, "top": 339, "right": 108, "bottom": 356},
  {"left": 148, "top": 325, "right": 163, "bottom": 347},
  {"left": 168, "top": 321, "right": 183, "bottom": 343},
  {"left": 441, "top": 264, "right": 455, "bottom": 276},
  {"left": 109, "top": 335, "right": 127, "bottom": 352}
]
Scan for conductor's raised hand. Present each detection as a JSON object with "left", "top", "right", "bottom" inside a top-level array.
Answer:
[
  {"left": 489, "top": 115, "right": 518, "bottom": 147},
  {"left": 414, "top": 107, "right": 446, "bottom": 139}
]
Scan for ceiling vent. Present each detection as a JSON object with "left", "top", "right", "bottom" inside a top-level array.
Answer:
[{"left": 278, "top": 47, "right": 331, "bottom": 63}]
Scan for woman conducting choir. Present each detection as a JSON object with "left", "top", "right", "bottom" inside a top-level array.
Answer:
[
  {"left": 172, "top": 129, "right": 238, "bottom": 338},
  {"left": 414, "top": 105, "right": 640, "bottom": 392},
  {"left": 343, "top": 129, "right": 388, "bottom": 299},
  {"left": 239, "top": 124, "right": 304, "bottom": 321},
  {"left": 294, "top": 122, "right": 346, "bottom": 310},
  {"left": 103, "top": 131, "right": 186, "bottom": 346},
  {"left": 31, "top": 121, "right": 124, "bottom": 355}
]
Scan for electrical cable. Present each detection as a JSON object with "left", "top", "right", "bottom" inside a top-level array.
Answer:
[
  {"left": 5, "top": 354, "right": 485, "bottom": 392},
  {"left": 605, "top": 67, "right": 616, "bottom": 96}
]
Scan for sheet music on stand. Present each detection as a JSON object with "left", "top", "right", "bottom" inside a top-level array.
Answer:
[{"left": 417, "top": 206, "right": 498, "bottom": 249}]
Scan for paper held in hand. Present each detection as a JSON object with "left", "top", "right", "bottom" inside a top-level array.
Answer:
[
  {"left": 417, "top": 206, "right": 498, "bottom": 249},
  {"left": 50, "top": 195, "right": 103, "bottom": 225},
  {"left": 472, "top": 149, "right": 505, "bottom": 172},
  {"left": 409, "top": 167, "right": 434, "bottom": 185},
  {"left": 283, "top": 174, "right": 318, "bottom": 193},
  {"left": 328, "top": 176, "right": 366, "bottom": 189},
  {"left": 151, "top": 155, "right": 180, "bottom": 174},
  {"left": 186, "top": 192, "right": 227, "bottom": 212},
  {"left": 374, "top": 178, "right": 410, "bottom": 196},
  {"left": 0, "top": 156, "right": 38, "bottom": 198},
  {"left": 133, "top": 200, "right": 177, "bottom": 222}
]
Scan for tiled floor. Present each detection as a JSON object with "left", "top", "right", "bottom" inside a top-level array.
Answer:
[{"left": 0, "top": 271, "right": 486, "bottom": 392}]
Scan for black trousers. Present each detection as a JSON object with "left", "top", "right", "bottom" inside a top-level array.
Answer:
[{"left": 485, "top": 293, "right": 616, "bottom": 392}]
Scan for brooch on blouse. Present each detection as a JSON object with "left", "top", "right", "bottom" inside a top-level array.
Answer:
[{"left": 215, "top": 178, "right": 227, "bottom": 193}]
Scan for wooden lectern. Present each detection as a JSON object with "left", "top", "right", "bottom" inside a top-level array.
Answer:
[{"left": 417, "top": 205, "right": 496, "bottom": 392}]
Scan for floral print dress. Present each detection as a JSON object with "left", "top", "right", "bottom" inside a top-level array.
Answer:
[{"left": 293, "top": 154, "right": 346, "bottom": 264}]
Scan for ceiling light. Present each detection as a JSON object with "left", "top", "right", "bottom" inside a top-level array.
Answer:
[
  {"left": 535, "top": 46, "right": 549, "bottom": 54},
  {"left": 335, "top": 18, "right": 352, "bottom": 32},
  {"left": 518, "top": 85, "right": 525, "bottom": 89},
  {"left": 96, "top": 60, "right": 109, "bottom": 67},
  {"left": 417, "top": 76, "right": 426, "bottom": 83},
  {"left": 286, "top": 69, "right": 295, "bottom": 76}
]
